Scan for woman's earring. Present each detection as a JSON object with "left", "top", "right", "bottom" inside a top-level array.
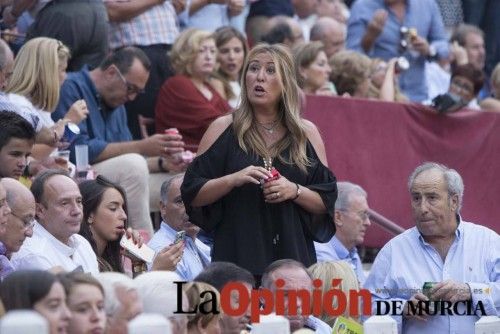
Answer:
[{"left": 88, "top": 218, "right": 93, "bottom": 225}]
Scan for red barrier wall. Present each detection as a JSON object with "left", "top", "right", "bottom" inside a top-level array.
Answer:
[{"left": 304, "top": 95, "right": 500, "bottom": 247}]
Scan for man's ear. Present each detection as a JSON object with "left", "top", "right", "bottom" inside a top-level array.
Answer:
[
  {"left": 450, "top": 194, "right": 459, "bottom": 213},
  {"left": 35, "top": 202, "right": 45, "bottom": 221},
  {"left": 196, "top": 317, "right": 207, "bottom": 333},
  {"left": 334, "top": 210, "right": 343, "bottom": 227},
  {"left": 104, "top": 65, "right": 118, "bottom": 79}
]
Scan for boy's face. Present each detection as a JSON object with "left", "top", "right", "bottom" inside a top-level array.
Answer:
[{"left": 0, "top": 138, "right": 33, "bottom": 179}]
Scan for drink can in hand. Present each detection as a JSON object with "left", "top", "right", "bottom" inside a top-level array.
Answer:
[{"left": 62, "top": 122, "right": 80, "bottom": 144}]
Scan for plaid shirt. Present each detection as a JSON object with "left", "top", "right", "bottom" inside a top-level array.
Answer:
[{"left": 108, "top": 2, "right": 179, "bottom": 49}]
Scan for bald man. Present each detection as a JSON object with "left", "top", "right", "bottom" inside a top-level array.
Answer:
[
  {"left": 0, "top": 178, "right": 35, "bottom": 257},
  {"left": 310, "top": 17, "right": 346, "bottom": 58}
]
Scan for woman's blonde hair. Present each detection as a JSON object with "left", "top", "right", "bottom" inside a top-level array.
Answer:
[
  {"left": 170, "top": 28, "right": 214, "bottom": 76},
  {"left": 308, "top": 261, "right": 361, "bottom": 326},
  {"left": 490, "top": 63, "right": 500, "bottom": 95},
  {"left": 183, "top": 282, "right": 220, "bottom": 330},
  {"left": 234, "top": 43, "right": 310, "bottom": 173},
  {"left": 6, "top": 37, "right": 70, "bottom": 112},
  {"left": 293, "top": 41, "right": 325, "bottom": 88}
]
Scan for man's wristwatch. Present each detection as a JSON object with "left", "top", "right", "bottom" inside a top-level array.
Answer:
[
  {"left": 427, "top": 45, "right": 437, "bottom": 60},
  {"left": 158, "top": 157, "right": 168, "bottom": 173}
]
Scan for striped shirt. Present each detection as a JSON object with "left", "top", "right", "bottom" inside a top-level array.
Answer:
[{"left": 108, "top": 3, "right": 179, "bottom": 49}]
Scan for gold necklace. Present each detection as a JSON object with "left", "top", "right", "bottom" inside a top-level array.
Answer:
[{"left": 257, "top": 120, "right": 279, "bottom": 134}]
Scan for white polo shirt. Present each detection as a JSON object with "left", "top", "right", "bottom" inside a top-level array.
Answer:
[{"left": 11, "top": 222, "right": 99, "bottom": 275}]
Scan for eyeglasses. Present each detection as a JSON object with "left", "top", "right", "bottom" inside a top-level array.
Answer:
[
  {"left": 340, "top": 209, "right": 370, "bottom": 221},
  {"left": 10, "top": 212, "right": 36, "bottom": 230},
  {"left": 113, "top": 65, "right": 145, "bottom": 96}
]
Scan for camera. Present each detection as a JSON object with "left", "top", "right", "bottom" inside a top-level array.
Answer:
[{"left": 431, "top": 92, "right": 467, "bottom": 113}]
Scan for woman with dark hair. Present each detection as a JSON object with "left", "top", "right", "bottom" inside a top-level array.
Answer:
[
  {"left": 79, "top": 176, "right": 180, "bottom": 274},
  {"left": 79, "top": 176, "right": 129, "bottom": 272},
  {"left": 214, "top": 26, "right": 248, "bottom": 108},
  {"left": 0, "top": 270, "right": 71, "bottom": 334}
]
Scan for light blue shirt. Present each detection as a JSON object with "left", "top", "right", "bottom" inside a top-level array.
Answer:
[
  {"left": 314, "top": 236, "right": 366, "bottom": 285},
  {"left": 346, "top": 0, "right": 449, "bottom": 102},
  {"left": 148, "top": 222, "right": 211, "bottom": 281},
  {"left": 363, "top": 220, "right": 500, "bottom": 334}
]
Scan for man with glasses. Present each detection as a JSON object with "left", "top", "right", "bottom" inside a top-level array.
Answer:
[
  {"left": 0, "top": 178, "right": 34, "bottom": 268},
  {"left": 314, "top": 181, "right": 371, "bottom": 284},
  {"left": 148, "top": 174, "right": 210, "bottom": 280},
  {"left": 52, "top": 47, "right": 187, "bottom": 237}
]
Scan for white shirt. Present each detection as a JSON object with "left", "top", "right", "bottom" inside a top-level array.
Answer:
[
  {"left": 6, "top": 93, "right": 44, "bottom": 132},
  {"left": 228, "top": 80, "right": 241, "bottom": 109},
  {"left": 11, "top": 222, "right": 99, "bottom": 275},
  {"left": 364, "top": 220, "right": 499, "bottom": 334}
]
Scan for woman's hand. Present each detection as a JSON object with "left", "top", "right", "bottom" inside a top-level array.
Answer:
[
  {"left": 65, "top": 99, "right": 89, "bottom": 124},
  {"left": 262, "top": 176, "right": 297, "bottom": 203},
  {"left": 124, "top": 228, "right": 143, "bottom": 248},
  {"left": 229, "top": 166, "right": 273, "bottom": 188},
  {"left": 151, "top": 242, "right": 184, "bottom": 271}
]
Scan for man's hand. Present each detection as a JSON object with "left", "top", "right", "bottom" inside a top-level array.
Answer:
[
  {"left": 450, "top": 41, "right": 468, "bottom": 65},
  {"left": 403, "top": 292, "right": 430, "bottom": 321},
  {"left": 65, "top": 99, "right": 89, "bottom": 124},
  {"left": 410, "top": 35, "right": 431, "bottom": 56},
  {"left": 367, "top": 9, "right": 388, "bottom": 37},
  {"left": 172, "top": 0, "right": 186, "bottom": 13},
  {"left": 139, "top": 133, "right": 184, "bottom": 157},
  {"left": 227, "top": 0, "right": 244, "bottom": 16},
  {"left": 164, "top": 155, "right": 190, "bottom": 173},
  {"left": 151, "top": 242, "right": 184, "bottom": 271},
  {"left": 431, "top": 280, "right": 471, "bottom": 303}
]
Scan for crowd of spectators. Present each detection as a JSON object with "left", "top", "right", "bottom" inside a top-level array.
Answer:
[{"left": 0, "top": 0, "right": 498, "bottom": 333}]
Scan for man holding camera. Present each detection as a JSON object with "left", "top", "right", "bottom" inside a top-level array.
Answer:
[{"left": 347, "top": 0, "right": 449, "bottom": 102}]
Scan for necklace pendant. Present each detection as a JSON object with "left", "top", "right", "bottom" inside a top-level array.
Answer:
[{"left": 268, "top": 129, "right": 274, "bottom": 134}]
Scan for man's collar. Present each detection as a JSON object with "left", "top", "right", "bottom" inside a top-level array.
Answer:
[{"left": 35, "top": 222, "right": 78, "bottom": 257}]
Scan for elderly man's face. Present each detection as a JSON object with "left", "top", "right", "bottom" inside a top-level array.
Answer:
[
  {"left": 160, "top": 177, "right": 199, "bottom": 238},
  {"left": 336, "top": 194, "right": 371, "bottom": 250},
  {"left": 3, "top": 192, "right": 35, "bottom": 253},
  {"left": 323, "top": 24, "right": 346, "bottom": 58},
  {"left": 268, "top": 266, "right": 312, "bottom": 332},
  {"left": 410, "top": 169, "right": 458, "bottom": 239},
  {"left": 0, "top": 184, "right": 11, "bottom": 233},
  {"left": 219, "top": 282, "right": 252, "bottom": 334},
  {"left": 37, "top": 175, "right": 83, "bottom": 244}
]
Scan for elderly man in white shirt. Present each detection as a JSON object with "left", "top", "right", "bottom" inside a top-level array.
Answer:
[{"left": 11, "top": 169, "right": 98, "bottom": 274}]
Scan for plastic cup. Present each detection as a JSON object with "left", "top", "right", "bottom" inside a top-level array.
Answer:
[
  {"left": 75, "top": 144, "right": 89, "bottom": 177},
  {"left": 56, "top": 150, "right": 70, "bottom": 162}
]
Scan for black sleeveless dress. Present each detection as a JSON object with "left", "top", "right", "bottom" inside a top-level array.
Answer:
[{"left": 181, "top": 126, "right": 337, "bottom": 276}]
